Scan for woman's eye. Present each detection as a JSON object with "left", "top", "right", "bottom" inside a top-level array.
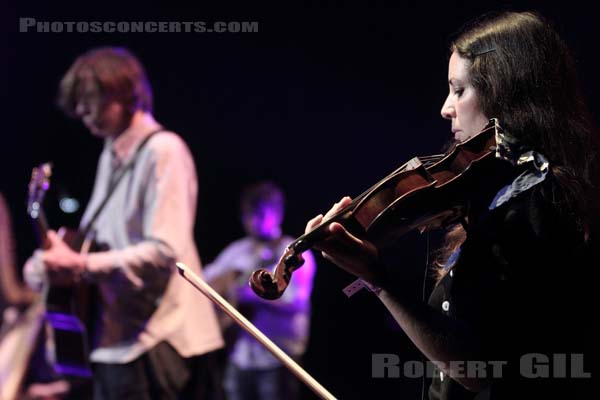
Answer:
[{"left": 454, "top": 88, "right": 464, "bottom": 97}]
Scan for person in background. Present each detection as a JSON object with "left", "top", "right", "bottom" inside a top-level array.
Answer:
[
  {"left": 204, "top": 181, "right": 316, "bottom": 400},
  {"left": 0, "top": 192, "right": 36, "bottom": 326},
  {"left": 24, "top": 47, "right": 224, "bottom": 400},
  {"left": 0, "top": 192, "right": 50, "bottom": 400}
]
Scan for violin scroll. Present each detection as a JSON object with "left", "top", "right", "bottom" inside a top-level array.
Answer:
[{"left": 250, "top": 246, "right": 305, "bottom": 300}]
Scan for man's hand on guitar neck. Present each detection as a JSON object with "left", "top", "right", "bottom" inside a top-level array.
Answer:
[{"left": 41, "top": 230, "right": 87, "bottom": 286}]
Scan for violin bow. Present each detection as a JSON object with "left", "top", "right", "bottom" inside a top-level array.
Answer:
[{"left": 176, "top": 262, "right": 337, "bottom": 400}]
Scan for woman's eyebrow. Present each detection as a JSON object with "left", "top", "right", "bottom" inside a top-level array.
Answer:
[{"left": 448, "top": 78, "right": 465, "bottom": 86}]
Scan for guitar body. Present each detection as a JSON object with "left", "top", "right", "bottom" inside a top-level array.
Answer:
[{"left": 43, "top": 227, "right": 99, "bottom": 379}]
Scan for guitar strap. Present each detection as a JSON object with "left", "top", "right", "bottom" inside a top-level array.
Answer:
[{"left": 80, "top": 128, "right": 164, "bottom": 237}]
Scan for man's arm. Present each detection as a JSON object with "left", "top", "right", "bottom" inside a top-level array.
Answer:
[{"left": 30, "top": 132, "right": 198, "bottom": 288}]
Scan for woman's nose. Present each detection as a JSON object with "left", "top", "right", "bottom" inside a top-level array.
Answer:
[{"left": 440, "top": 95, "right": 455, "bottom": 120}]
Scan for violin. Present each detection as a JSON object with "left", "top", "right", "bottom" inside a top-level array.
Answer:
[{"left": 250, "top": 119, "right": 510, "bottom": 300}]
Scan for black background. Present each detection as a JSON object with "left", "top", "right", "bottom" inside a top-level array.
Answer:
[{"left": 2, "top": 1, "right": 598, "bottom": 398}]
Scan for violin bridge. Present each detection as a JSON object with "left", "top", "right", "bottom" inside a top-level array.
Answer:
[{"left": 405, "top": 157, "right": 423, "bottom": 171}]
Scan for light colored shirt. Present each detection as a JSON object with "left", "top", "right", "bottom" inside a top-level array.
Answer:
[
  {"left": 204, "top": 235, "right": 315, "bottom": 369},
  {"left": 26, "top": 112, "right": 223, "bottom": 364}
]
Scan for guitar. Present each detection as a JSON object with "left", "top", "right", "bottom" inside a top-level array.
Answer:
[{"left": 27, "top": 162, "right": 93, "bottom": 379}]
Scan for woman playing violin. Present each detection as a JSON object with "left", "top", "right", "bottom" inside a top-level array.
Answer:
[{"left": 306, "top": 11, "right": 598, "bottom": 399}]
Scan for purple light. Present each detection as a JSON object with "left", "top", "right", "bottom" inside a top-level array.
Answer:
[{"left": 243, "top": 202, "right": 282, "bottom": 240}]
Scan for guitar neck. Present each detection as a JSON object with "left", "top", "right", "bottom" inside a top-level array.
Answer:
[{"left": 29, "top": 203, "right": 50, "bottom": 249}]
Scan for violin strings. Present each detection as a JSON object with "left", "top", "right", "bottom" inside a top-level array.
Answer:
[{"left": 293, "top": 153, "right": 446, "bottom": 248}]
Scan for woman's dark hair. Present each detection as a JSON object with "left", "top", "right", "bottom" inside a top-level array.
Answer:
[
  {"left": 57, "top": 47, "right": 153, "bottom": 117},
  {"left": 452, "top": 11, "right": 600, "bottom": 231},
  {"left": 435, "top": 11, "right": 600, "bottom": 282}
]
